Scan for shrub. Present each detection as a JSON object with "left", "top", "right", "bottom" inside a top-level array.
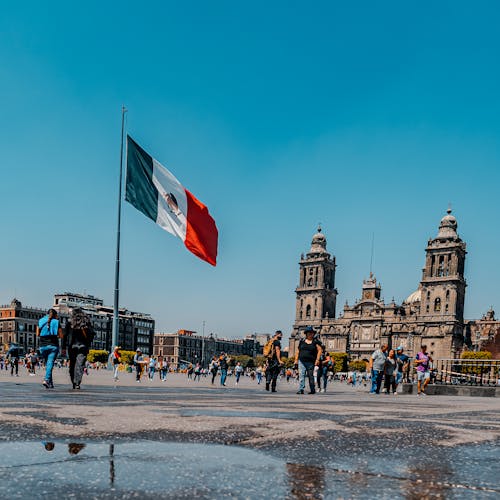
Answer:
[
  {"left": 461, "top": 350, "right": 492, "bottom": 360},
  {"left": 349, "top": 360, "right": 367, "bottom": 372},
  {"left": 120, "top": 350, "right": 137, "bottom": 365},
  {"left": 87, "top": 350, "right": 109, "bottom": 363},
  {"left": 330, "top": 352, "right": 349, "bottom": 372}
]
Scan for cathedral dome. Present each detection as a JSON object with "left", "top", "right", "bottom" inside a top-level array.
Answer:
[
  {"left": 309, "top": 226, "right": 327, "bottom": 254},
  {"left": 405, "top": 290, "right": 421, "bottom": 304},
  {"left": 437, "top": 208, "right": 458, "bottom": 239}
]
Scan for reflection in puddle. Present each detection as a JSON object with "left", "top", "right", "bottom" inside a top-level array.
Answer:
[{"left": 0, "top": 441, "right": 498, "bottom": 498}]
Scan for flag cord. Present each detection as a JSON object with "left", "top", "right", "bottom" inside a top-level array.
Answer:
[{"left": 112, "top": 105, "right": 127, "bottom": 351}]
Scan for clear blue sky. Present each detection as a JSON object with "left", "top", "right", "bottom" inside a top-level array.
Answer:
[{"left": 1, "top": 1, "right": 499, "bottom": 339}]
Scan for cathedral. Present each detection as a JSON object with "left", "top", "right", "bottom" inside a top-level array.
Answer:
[{"left": 289, "top": 209, "right": 470, "bottom": 361}]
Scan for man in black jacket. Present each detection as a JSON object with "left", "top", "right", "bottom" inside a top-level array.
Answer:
[
  {"left": 63, "top": 308, "right": 94, "bottom": 390},
  {"left": 7, "top": 343, "right": 20, "bottom": 377}
]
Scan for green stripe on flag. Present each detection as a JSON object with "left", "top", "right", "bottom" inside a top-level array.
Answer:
[{"left": 125, "top": 136, "right": 159, "bottom": 222}]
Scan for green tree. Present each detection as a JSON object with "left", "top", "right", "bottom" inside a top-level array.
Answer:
[
  {"left": 87, "top": 350, "right": 109, "bottom": 363},
  {"left": 329, "top": 352, "right": 349, "bottom": 372},
  {"left": 461, "top": 350, "right": 492, "bottom": 360},
  {"left": 348, "top": 360, "right": 367, "bottom": 372}
]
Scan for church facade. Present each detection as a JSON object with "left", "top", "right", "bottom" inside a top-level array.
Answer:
[{"left": 289, "top": 210, "right": 471, "bottom": 361}]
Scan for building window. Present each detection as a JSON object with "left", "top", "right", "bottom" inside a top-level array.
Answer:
[
  {"left": 434, "top": 298, "right": 441, "bottom": 312},
  {"left": 426, "top": 305, "right": 429, "bottom": 313},
  {"left": 445, "top": 304, "right": 449, "bottom": 313},
  {"left": 446, "top": 290, "right": 450, "bottom": 301},
  {"left": 306, "top": 305, "right": 311, "bottom": 318}
]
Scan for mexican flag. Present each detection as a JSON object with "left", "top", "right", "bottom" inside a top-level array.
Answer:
[{"left": 125, "top": 135, "right": 218, "bottom": 266}]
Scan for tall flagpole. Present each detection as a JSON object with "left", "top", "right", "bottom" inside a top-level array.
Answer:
[{"left": 112, "top": 106, "right": 127, "bottom": 351}]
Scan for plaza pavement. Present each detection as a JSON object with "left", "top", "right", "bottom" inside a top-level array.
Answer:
[{"left": 1, "top": 368, "right": 499, "bottom": 498}]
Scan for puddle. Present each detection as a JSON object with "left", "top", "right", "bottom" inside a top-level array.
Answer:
[{"left": 0, "top": 441, "right": 498, "bottom": 499}]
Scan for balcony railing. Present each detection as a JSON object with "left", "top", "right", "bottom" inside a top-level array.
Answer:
[{"left": 434, "top": 359, "right": 500, "bottom": 387}]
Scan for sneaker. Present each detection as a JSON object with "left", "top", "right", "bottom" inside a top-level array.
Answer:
[
  {"left": 393, "top": 392, "right": 398, "bottom": 395},
  {"left": 308, "top": 390, "right": 316, "bottom": 395},
  {"left": 296, "top": 390, "right": 304, "bottom": 394},
  {"left": 42, "top": 380, "right": 50, "bottom": 389},
  {"left": 420, "top": 391, "right": 426, "bottom": 396}
]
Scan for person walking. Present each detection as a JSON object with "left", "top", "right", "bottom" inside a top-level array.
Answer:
[
  {"left": 234, "top": 362, "right": 244, "bottom": 385},
  {"left": 256, "top": 365, "right": 263, "bottom": 385},
  {"left": 193, "top": 362, "right": 202, "bottom": 381},
  {"left": 264, "top": 330, "right": 284, "bottom": 392},
  {"left": 148, "top": 356, "right": 157, "bottom": 381},
  {"left": 384, "top": 349, "right": 398, "bottom": 395},
  {"left": 37, "top": 308, "right": 63, "bottom": 389},
  {"left": 6, "top": 342, "right": 20, "bottom": 377},
  {"left": 415, "top": 345, "right": 433, "bottom": 395},
  {"left": 111, "top": 346, "right": 121, "bottom": 381},
  {"left": 63, "top": 308, "right": 94, "bottom": 390},
  {"left": 209, "top": 356, "right": 219, "bottom": 385},
  {"left": 368, "top": 344, "right": 388, "bottom": 394},
  {"left": 294, "top": 327, "right": 322, "bottom": 395}
]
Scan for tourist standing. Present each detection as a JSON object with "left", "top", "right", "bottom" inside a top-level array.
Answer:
[
  {"left": 160, "top": 358, "right": 169, "bottom": 381},
  {"left": 265, "top": 330, "right": 284, "bottom": 392},
  {"left": 368, "top": 344, "right": 388, "bottom": 394},
  {"left": 63, "top": 308, "right": 94, "bottom": 390},
  {"left": 37, "top": 309, "right": 63, "bottom": 389},
  {"left": 415, "top": 345, "right": 433, "bottom": 395},
  {"left": 395, "top": 346, "right": 409, "bottom": 389},
  {"left": 219, "top": 353, "right": 229, "bottom": 387},
  {"left": 133, "top": 349, "right": 145, "bottom": 382},
  {"left": 194, "top": 362, "right": 201, "bottom": 381},
  {"left": 256, "top": 365, "right": 263, "bottom": 385},
  {"left": 294, "top": 327, "right": 322, "bottom": 395},
  {"left": 384, "top": 349, "right": 398, "bottom": 395}
]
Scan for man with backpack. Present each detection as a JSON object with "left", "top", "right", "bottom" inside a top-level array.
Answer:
[
  {"left": 6, "top": 342, "right": 20, "bottom": 377},
  {"left": 264, "top": 330, "right": 284, "bottom": 392}
]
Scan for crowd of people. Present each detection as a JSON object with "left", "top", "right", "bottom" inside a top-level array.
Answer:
[{"left": 1, "top": 317, "right": 435, "bottom": 396}]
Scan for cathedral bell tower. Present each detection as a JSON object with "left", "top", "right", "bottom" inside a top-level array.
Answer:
[
  {"left": 294, "top": 226, "right": 337, "bottom": 329},
  {"left": 419, "top": 209, "right": 467, "bottom": 356}
]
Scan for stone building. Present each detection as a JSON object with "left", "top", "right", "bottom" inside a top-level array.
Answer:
[
  {"left": 0, "top": 299, "right": 46, "bottom": 353},
  {"left": 289, "top": 209, "right": 470, "bottom": 361},
  {"left": 465, "top": 309, "right": 500, "bottom": 357},
  {"left": 153, "top": 330, "right": 261, "bottom": 368}
]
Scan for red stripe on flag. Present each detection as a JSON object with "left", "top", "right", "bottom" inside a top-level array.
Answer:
[{"left": 184, "top": 189, "right": 218, "bottom": 266}]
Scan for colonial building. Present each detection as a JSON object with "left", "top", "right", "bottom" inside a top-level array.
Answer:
[
  {"left": 289, "top": 209, "right": 470, "bottom": 361},
  {"left": 1, "top": 293, "right": 155, "bottom": 355},
  {"left": 0, "top": 299, "right": 46, "bottom": 353}
]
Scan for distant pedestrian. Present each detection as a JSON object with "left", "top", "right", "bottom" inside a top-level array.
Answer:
[
  {"left": 194, "top": 362, "right": 201, "bottom": 381},
  {"left": 234, "top": 362, "right": 244, "bottom": 385},
  {"left": 160, "top": 358, "right": 169, "bottom": 381},
  {"left": 209, "top": 356, "right": 219, "bottom": 385},
  {"left": 415, "top": 345, "right": 433, "bottom": 395},
  {"left": 384, "top": 349, "right": 397, "bottom": 395},
  {"left": 369, "top": 344, "right": 388, "bottom": 394},
  {"left": 37, "top": 308, "right": 63, "bottom": 389},
  {"left": 256, "top": 366, "right": 263, "bottom": 384},
  {"left": 6, "top": 343, "right": 20, "bottom": 377},
  {"left": 133, "top": 349, "right": 145, "bottom": 382},
  {"left": 111, "top": 346, "right": 121, "bottom": 381},
  {"left": 294, "top": 327, "right": 322, "bottom": 395},
  {"left": 264, "top": 330, "right": 284, "bottom": 393},
  {"left": 149, "top": 357, "right": 157, "bottom": 381},
  {"left": 63, "top": 308, "right": 94, "bottom": 390}
]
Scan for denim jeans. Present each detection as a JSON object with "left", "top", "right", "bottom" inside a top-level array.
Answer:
[
  {"left": 317, "top": 366, "right": 328, "bottom": 390},
  {"left": 161, "top": 369, "right": 168, "bottom": 381},
  {"left": 39, "top": 345, "right": 59, "bottom": 384},
  {"left": 298, "top": 361, "right": 316, "bottom": 393},
  {"left": 220, "top": 369, "right": 228, "bottom": 385},
  {"left": 370, "top": 369, "right": 384, "bottom": 394}
]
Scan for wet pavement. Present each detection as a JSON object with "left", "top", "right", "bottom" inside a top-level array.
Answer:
[{"left": 1, "top": 370, "right": 499, "bottom": 498}]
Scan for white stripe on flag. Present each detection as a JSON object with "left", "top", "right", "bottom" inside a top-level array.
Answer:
[{"left": 152, "top": 158, "right": 188, "bottom": 241}]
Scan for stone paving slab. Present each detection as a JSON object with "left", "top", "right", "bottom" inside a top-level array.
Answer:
[{"left": 1, "top": 369, "right": 499, "bottom": 498}]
